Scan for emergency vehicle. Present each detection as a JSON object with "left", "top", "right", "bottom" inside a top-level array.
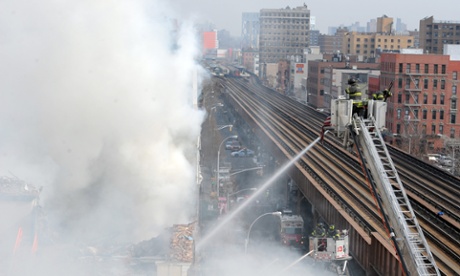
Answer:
[
  {"left": 309, "top": 230, "right": 352, "bottom": 275},
  {"left": 320, "top": 81, "right": 440, "bottom": 275},
  {"left": 279, "top": 210, "right": 304, "bottom": 248}
]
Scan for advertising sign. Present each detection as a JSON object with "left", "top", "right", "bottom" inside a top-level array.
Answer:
[{"left": 296, "top": 63, "right": 304, "bottom": 74}]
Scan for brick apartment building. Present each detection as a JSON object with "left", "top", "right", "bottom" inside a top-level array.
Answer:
[
  {"left": 307, "top": 59, "right": 380, "bottom": 108},
  {"left": 319, "top": 27, "right": 347, "bottom": 54},
  {"left": 380, "top": 51, "right": 460, "bottom": 154}
]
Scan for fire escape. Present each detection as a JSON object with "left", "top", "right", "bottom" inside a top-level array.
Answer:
[{"left": 402, "top": 65, "right": 422, "bottom": 154}]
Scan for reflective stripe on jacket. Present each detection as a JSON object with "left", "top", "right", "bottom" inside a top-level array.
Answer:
[{"left": 345, "top": 85, "right": 361, "bottom": 100}]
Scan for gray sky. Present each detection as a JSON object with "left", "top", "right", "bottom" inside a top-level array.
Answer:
[{"left": 168, "top": 0, "right": 460, "bottom": 36}]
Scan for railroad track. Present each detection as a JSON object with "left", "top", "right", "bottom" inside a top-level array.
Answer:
[{"left": 218, "top": 77, "right": 460, "bottom": 275}]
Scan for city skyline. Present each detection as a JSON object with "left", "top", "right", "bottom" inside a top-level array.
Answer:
[{"left": 169, "top": 0, "right": 460, "bottom": 36}]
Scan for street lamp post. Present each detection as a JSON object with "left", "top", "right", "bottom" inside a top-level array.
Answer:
[
  {"left": 244, "top": 211, "right": 282, "bottom": 254},
  {"left": 217, "top": 135, "right": 238, "bottom": 198}
]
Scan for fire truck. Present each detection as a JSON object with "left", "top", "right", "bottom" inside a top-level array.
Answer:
[
  {"left": 309, "top": 229, "right": 352, "bottom": 275},
  {"left": 279, "top": 210, "right": 304, "bottom": 249},
  {"left": 319, "top": 83, "right": 440, "bottom": 275}
]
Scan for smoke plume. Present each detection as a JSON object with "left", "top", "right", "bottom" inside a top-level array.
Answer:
[{"left": 0, "top": 0, "right": 204, "bottom": 246}]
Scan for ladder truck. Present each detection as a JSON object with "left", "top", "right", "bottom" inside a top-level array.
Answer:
[{"left": 322, "top": 91, "right": 440, "bottom": 276}]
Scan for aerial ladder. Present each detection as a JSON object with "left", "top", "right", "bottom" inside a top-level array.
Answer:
[{"left": 322, "top": 88, "right": 440, "bottom": 276}]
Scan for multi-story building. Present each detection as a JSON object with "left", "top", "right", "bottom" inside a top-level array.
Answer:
[
  {"left": 259, "top": 5, "right": 310, "bottom": 65},
  {"left": 242, "top": 48, "right": 259, "bottom": 74},
  {"left": 342, "top": 32, "right": 414, "bottom": 61},
  {"left": 395, "top": 18, "right": 408, "bottom": 34},
  {"left": 380, "top": 49, "right": 460, "bottom": 154},
  {"left": 408, "top": 30, "right": 420, "bottom": 48},
  {"left": 241, "top": 13, "right": 260, "bottom": 50},
  {"left": 419, "top": 16, "right": 460, "bottom": 55},
  {"left": 319, "top": 27, "right": 347, "bottom": 54},
  {"left": 309, "top": 30, "right": 320, "bottom": 46},
  {"left": 277, "top": 59, "right": 290, "bottom": 94},
  {"left": 377, "top": 15, "right": 393, "bottom": 34},
  {"left": 202, "top": 30, "right": 218, "bottom": 59},
  {"left": 307, "top": 59, "right": 379, "bottom": 109},
  {"left": 367, "top": 19, "right": 377, "bottom": 33}
]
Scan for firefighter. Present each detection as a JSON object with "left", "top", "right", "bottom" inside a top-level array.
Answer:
[
  {"left": 382, "top": 88, "right": 392, "bottom": 101},
  {"left": 312, "top": 223, "right": 326, "bottom": 237},
  {"left": 333, "top": 229, "right": 341, "bottom": 240},
  {"left": 372, "top": 92, "right": 384, "bottom": 101},
  {"left": 328, "top": 224, "right": 336, "bottom": 237},
  {"left": 345, "top": 78, "right": 364, "bottom": 116}
]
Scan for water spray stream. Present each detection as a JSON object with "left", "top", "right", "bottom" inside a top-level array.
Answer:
[
  {"left": 278, "top": 250, "right": 314, "bottom": 274},
  {"left": 197, "top": 134, "right": 327, "bottom": 250}
]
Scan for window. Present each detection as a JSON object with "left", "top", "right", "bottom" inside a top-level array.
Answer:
[
  {"left": 398, "top": 78, "right": 403, "bottom": 88},
  {"left": 442, "top": 64, "right": 446, "bottom": 74},
  {"left": 440, "top": 110, "right": 444, "bottom": 120},
  {"left": 439, "top": 125, "right": 443, "bottom": 135},
  {"left": 405, "top": 78, "right": 410, "bottom": 89},
  {"left": 396, "top": 124, "right": 401, "bottom": 134},
  {"left": 454, "top": 71, "right": 458, "bottom": 80},
  {"left": 399, "top": 63, "right": 403, "bottom": 73},
  {"left": 433, "top": 94, "right": 437, "bottom": 104},
  {"left": 450, "top": 128, "right": 455, "bottom": 138},
  {"left": 406, "top": 64, "right": 411, "bottom": 73},
  {"left": 423, "top": 79, "right": 428, "bottom": 89},
  {"left": 414, "top": 109, "right": 419, "bottom": 119},
  {"left": 453, "top": 85, "right": 457, "bottom": 95},
  {"left": 424, "top": 64, "right": 429, "bottom": 73},
  {"left": 423, "top": 94, "right": 428, "bottom": 104},
  {"left": 441, "top": 79, "right": 445, "bottom": 90},
  {"left": 416, "top": 64, "right": 420, "bottom": 73},
  {"left": 440, "top": 94, "right": 445, "bottom": 105},
  {"left": 451, "top": 114, "right": 456, "bottom": 124},
  {"left": 432, "top": 110, "right": 437, "bottom": 120},
  {"left": 397, "top": 109, "right": 401, "bottom": 119},
  {"left": 434, "top": 64, "right": 438, "bottom": 74},
  {"left": 423, "top": 109, "right": 427, "bottom": 119},
  {"left": 452, "top": 99, "right": 457, "bottom": 110},
  {"left": 433, "top": 79, "right": 438, "bottom": 89},
  {"left": 397, "top": 93, "right": 402, "bottom": 103},
  {"left": 405, "top": 93, "right": 410, "bottom": 103},
  {"left": 432, "top": 125, "right": 436, "bottom": 135}
]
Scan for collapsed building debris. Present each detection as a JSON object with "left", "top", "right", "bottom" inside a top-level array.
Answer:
[
  {"left": 130, "top": 232, "right": 170, "bottom": 258},
  {"left": 169, "top": 222, "right": 195, "bottom": 263}
]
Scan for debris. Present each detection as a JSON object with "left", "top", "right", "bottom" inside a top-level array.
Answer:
[{"left": 169, "top": 222, "right": 195, "bottom": 263}]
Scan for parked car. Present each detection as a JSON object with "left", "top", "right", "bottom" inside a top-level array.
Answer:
[
  {"left": 225, "top": 140, "right": 241, "bottom": 151},
  {"left": 231, "top": 148, "right": 255, "bottom": 157}
]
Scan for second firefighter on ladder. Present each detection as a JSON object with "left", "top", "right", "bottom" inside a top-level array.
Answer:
[{"left": 345, "top": 78, "right": 393, "bottom": 117}]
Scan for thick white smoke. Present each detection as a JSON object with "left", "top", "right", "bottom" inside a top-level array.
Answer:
[{"left": 0, "top": 0, "right": 204, "bottom": 246}]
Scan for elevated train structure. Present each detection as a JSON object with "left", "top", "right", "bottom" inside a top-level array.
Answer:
[{"left": 212, "top": 75, "right": 460, "bottom": 275}]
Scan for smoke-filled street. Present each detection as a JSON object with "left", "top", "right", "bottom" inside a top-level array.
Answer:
[{"left": 1, "top": 0, "right": 203, "bottom": 274}]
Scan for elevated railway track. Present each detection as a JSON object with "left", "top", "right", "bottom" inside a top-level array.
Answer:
[{"left": 217, "top": 77, "right": 460, "bottom": 275}]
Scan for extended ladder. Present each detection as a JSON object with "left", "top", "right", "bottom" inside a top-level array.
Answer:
[{"left": 352, "top": 116, "right": 440, "bottom": 276}]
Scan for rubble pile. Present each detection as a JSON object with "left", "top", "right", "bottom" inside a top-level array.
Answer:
[
  {"left": 0, "top": 176, "right": 40, "bottom": 195},
  {"left": 130, "top": 232, "right": 169, "bottom": 258},
  {"left": 169, "top": 222, "right": 195, "bottom": 263}
]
